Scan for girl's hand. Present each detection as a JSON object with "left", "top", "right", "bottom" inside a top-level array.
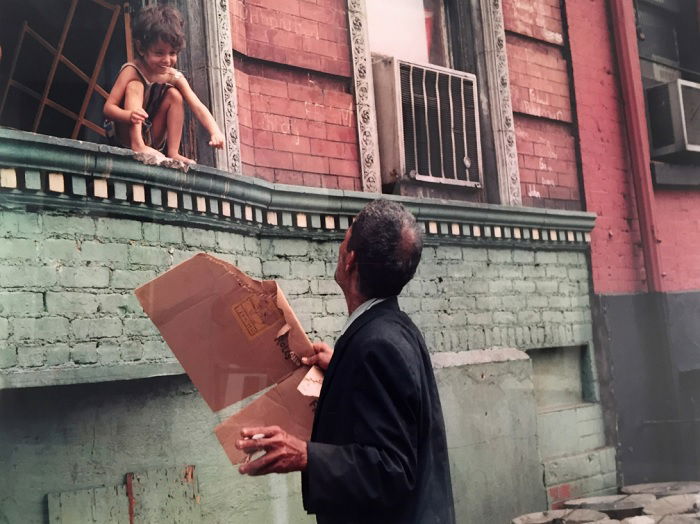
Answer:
[
  {"left": 130, "top": 108, "right": 148, "bottom": 125},
  {"left": 209, "top": 131, "right": 225, "bottom": 149}
]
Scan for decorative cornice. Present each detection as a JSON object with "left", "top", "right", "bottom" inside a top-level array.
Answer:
[
  {"left": 0, "top": 130, "right": 594, "bottom": 246},
  {"left": 480, "top": 0, "right": 522, "bottom": 205},
  {"left": 347, "top": 0, "right": 381, "bottom": 194},
  {"left": 203, "top": 0, "right": 241, "bottom": 173}
]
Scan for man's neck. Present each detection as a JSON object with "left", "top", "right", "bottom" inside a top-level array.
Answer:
[{"left": 345, "top": 293, "right": 368, "bottom": 316}]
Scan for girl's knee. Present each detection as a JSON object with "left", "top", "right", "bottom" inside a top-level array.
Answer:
[{"left": 165, "top": 87, "right": 183, "bottom": 105}]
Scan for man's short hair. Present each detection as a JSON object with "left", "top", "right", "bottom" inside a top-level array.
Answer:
[
  {"left": 133, "top": 5, "right": 186, "bottom": 53},
  {"left": 348, "top": 199, "right": 423, "bottom": 298}
]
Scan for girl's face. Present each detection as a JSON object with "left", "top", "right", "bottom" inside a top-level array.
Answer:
[{"left": 138, "top": 39, "right": 178, "bottom": 74}]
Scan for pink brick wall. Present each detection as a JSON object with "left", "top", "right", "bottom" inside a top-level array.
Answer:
[
  {"left": 504, "top": 0, "right": 583, "bottom": 211},
  {"left": 567, "top": 0, "right": 646, "bottom": 294},
  {"left": 230, "top": 0, "right": 361, "bottom": 190}
]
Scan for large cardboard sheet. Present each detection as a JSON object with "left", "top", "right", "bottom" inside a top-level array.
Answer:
[{"left": 136, "top": 253, "right": 319, "bottom": 464}]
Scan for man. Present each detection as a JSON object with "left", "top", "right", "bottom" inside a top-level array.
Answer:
[{"left": 236, "top": 199, "right": 455, "bottom": 523}]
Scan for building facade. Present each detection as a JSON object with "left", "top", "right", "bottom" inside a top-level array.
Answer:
[{"left": 2, "top": 0, "right": 694, "bottom": 522}]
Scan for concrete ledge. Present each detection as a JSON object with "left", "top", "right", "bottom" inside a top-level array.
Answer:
[
  {"left": 0, "top": 128, "right": 596, "bottom": 248},
  {"left": 0, "top": 361, "right": 185, "bottom": 389},
  {"left": 431, "top": 347, "right": 529, "bottom": 368}
]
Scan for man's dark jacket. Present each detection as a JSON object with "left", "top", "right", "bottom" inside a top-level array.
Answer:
[{"left": 301, "top": 297, "right": 455, "bottom": 523}]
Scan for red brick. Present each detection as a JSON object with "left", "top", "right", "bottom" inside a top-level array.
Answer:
[
  {"left": 310, "top": 138, "right": 344, "bottom": 158},
  {"left": 302, "top": 173, "right": 325, "bottom": 186},
  {"left": 255, "top": 148, "right": 294, "bottom": 169},
  {"left": 319, "top": 57, "right": 352, "bottom": 77},
  {"left": 245, "top": 23, "right": 270, "bottom": 43},
  {"left": 288, "top": 84, "right": 324, "bottom": 104},
  {"left": 337, "top": 176, "right": 357, "bottom": 191},
  {"left": 250, "top": 76, "right": 289, "bottom": 98},
  {"left": 273, "top": 132, "right": 311, "bottom": 153},
  {"left": 238, "top": 107, "right": 253, "bottom": 128},
  {"left": 268, "top": 28, "right": 303, "bottom": 50},
  {"left": 324, "top": 107, "right": 354, "bottom": 126},
  {"left": 323, "top": 90, "right": 353, "bottom": 109},
  {"left": 252, "top": 111, "right": 291, "bottom": 133},
  {"left": 329, "top": 158, "right": 360, "bottom": 177},
  {"left": 240, "top": 125, "right": 255, "bottom": 146},
  {"left": 254, "top": 166, "right": 276, "bottom": 182},
  {"left": 326, "top": 123, "right": 356, "bottom": 142},
  {"left": 274, "top": 169, "right": 305, "bottom": 186},
  {"left": 291, "top": 118, "right": 327, "bottom": 139},
  {"left": 299, "top": 1, "right": 335, "bottom": 24},
  {"left": 268, "top": 97, "right": 308, "bottom": 118},
  {"left": 253, "top": 129, "right": 274, "bottom": 149},
  {"left": 247, "top": 40, "right": 287, "bottom": 63},
  {"left": 248, "top": 0, "right": 300, "bottom": 16},
  {"left": 293, "top": 153, "right": 329, "bottom": 173},
  {"left": 241, "top": 144, "right": 255, "bottom": 164}
]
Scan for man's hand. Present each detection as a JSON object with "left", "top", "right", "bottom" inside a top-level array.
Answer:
[
  {"left": 302, "top": 341, "right": 333, "bottom": 371},
  {"left": 209, "top": 131, "right": 225, "bottom": 149},
  {"left": 236, "top": 426, "right": 308, "bottom": 476}
]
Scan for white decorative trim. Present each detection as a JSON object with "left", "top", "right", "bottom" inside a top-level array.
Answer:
[
  {"left": 347, "top": 0, "right": 521, "bottom": 204},
  {"left": 203, "top": 0, "right": 242, "bottom": 174},
  {"left": 480, "top": 0, "right": 522, "bottom": 205},
  {"left": 347, "top": 0, "right": 381, "bottom": 193}
]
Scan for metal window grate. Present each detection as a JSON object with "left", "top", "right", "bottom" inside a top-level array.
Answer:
[{"left": 399, "top": 61, "right": 481, "bottom": 187}]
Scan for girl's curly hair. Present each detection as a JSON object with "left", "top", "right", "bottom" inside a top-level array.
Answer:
[{"left": 133, "top": 5, "right": 186, "bottom": 53}]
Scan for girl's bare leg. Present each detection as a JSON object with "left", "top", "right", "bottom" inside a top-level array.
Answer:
[
  {"left": 123, "top": 80, "right": 165, "bottom": 159},
  {"left": 150, "top": 88, "right": 194, "bottom": 163}
]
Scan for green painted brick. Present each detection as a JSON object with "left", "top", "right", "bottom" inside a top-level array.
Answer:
[
  {"left": 95, "top": 218, "right": 142, "bottom": 240},
  {"left": 0, "top": 292, "right": 44, "bottom": 315},
  {"left": 243, "top": 236, "right": 259, "bottom": 253},
  {"left": 40, "top": 238, "right": 79, "bottom": 260},
  {"left": 80, "top": 241, "right": 128, "bottom": 264},
  {"left": 0, "top": 213, "right": 20, "bottom": 236},
  {"left": 312, "top": 314, "right": 345, "bottom": 334},
  {"left": 462, "top": 248, "right": 488, "bottom": 261},
  {"left": 262, "top": 260, "right": 291, "bottom": 277},
  {"left": 111, "top": 270, "right": 156, "bottom": 290},
  {"left": 183, "top": 227, "right": 216, "bottom": 248},
  {"left": 494, "top": 311, "right": 517, "bottom": 324},
  {"left": 290, "top": 260, "right": 325, "bottom": 278},
  {"left": 325, "top": 297, "right": 347, "bottom": 314},
  {"left": 276, "top": 279, "right": 310, "bottom": 295},
  {"left": 0, "top": 265, "right": 57, "bottom": 288},
  {"left": 289, "top": 297, "right": 324, "bottom": 314},
  {"left": 0, "top": 238, "right": 37, "bottom": 259},
  {"left": 310, "top": 279, "right": 341, "bottom": 295},
  {"left": 440, "top": 246, "right": 463, "bottom": 260},
  {"left": 18, "top": 345, "right": 46, "bottom": 367},
  {"left": 128, "top": 245, "right": 170, "bottom": 267},
  {"left": 124, "top": 318, "right": 157, "bottom": 336},
  {"left": 58, "top": 267, "right": 110, "bottom": 288},
  {"left": 46, "top": 292, "right": 99, "bottom": 315},
  {"left": 557, "top": 252, "right": 581, "bottom": 265},
  {"left": 513, "top": 250, "right": 535, "bottom": 264},
  {"left": 96, "top": 342, "right": 122, "bottom": 364},
  {"left": 488, "top": 249, "right": 513, "bottom": 264},
  {"left": 0, "top": 344, "right": 17, "bottom": 368},
  {"left": 121, "top": 341, "right": 144, "bottom": 361},
  {"left": 142, "top": 339, "right": 170, "bottom": 360},
  {"left": 0, "top": 318, "right": 8, "bottom": 340},
  {"left": 96, "top": 293, "right": 128, "bottom": 314},
  {"left": 71, "top": 318, "right": 122, "bottom": 339},
  {"left": 488, "top": 280, "right": 513, "bottom": 294},
  {"left": 272, "top": 239, "right": 310, "bottom": 257},
  {"left": 535, "top": 251, "right": 558, "bottom": 264},
  {"left": 216, "top": 231, "right": 243, "bottom": 253},
  {"left": 236, "top": 255, "right": 262, "bottom": 276},
  {"left": 43, "top": 214, "right": 96, "bottom": 236},
  {"left": 13, "top": 317, "right": 69, "bottom": 341},
  {"left": 71, "top": 342, "right": 98, "bottom": 364},
  {"left": 45, "top": 344, "right": 70, "bottom": 366}
]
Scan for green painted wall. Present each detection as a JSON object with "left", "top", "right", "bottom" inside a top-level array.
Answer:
[{"left": 0, "top": 206, "right": 614, "bottom": 522}]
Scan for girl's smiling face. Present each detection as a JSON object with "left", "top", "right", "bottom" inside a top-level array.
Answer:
[{"left": 138, "top": 39, "right": 178, "bottom": 75}]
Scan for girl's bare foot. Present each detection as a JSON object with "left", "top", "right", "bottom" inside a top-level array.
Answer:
[
  {"left": 133, "top": 145, "right": 166, "bottom": 162},
  {"left": 169, "top": 153, "right": 196, "bottom": 164}
]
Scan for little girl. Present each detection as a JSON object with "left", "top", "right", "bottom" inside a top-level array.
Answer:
[{"left": 103, "top": 5, "right": 224, "bottom": 163}]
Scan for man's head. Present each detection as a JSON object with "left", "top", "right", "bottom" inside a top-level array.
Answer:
[{"left": 335, "top": 199, "right": 423, "bottom": 300}]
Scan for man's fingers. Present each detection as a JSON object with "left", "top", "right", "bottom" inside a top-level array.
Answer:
[
  {"left": 302, "top": 354, "right": 318, "bottom": 366},
  {"left": 239, "top": 450, "right": 278, "bottom": 476},
  {"left": 240, "top": 426, "right": 280, "bottom": 438}
]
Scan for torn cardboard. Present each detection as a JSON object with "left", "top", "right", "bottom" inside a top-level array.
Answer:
[{"left": 135, "top": 253, "right": 320, "bottom": 465}]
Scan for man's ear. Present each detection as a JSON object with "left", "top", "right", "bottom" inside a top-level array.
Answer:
[{"left": 345, "top": 250, "right": 357, "bottom": 273}]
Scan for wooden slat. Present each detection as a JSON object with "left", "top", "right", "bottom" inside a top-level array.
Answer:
[
  {"left": 72, "top": 3, "right": 121, "bottom": 138},
  {"left": 32, "top": 0, "right": 79, "bottom": 132}
]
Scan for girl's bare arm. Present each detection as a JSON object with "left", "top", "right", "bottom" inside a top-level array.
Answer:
[
  {"left": 103, "top": 69, "right": 148, "bottom": 124},
  {"left": 173, "top": 75, "right": 225, "bottom": 148}
]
